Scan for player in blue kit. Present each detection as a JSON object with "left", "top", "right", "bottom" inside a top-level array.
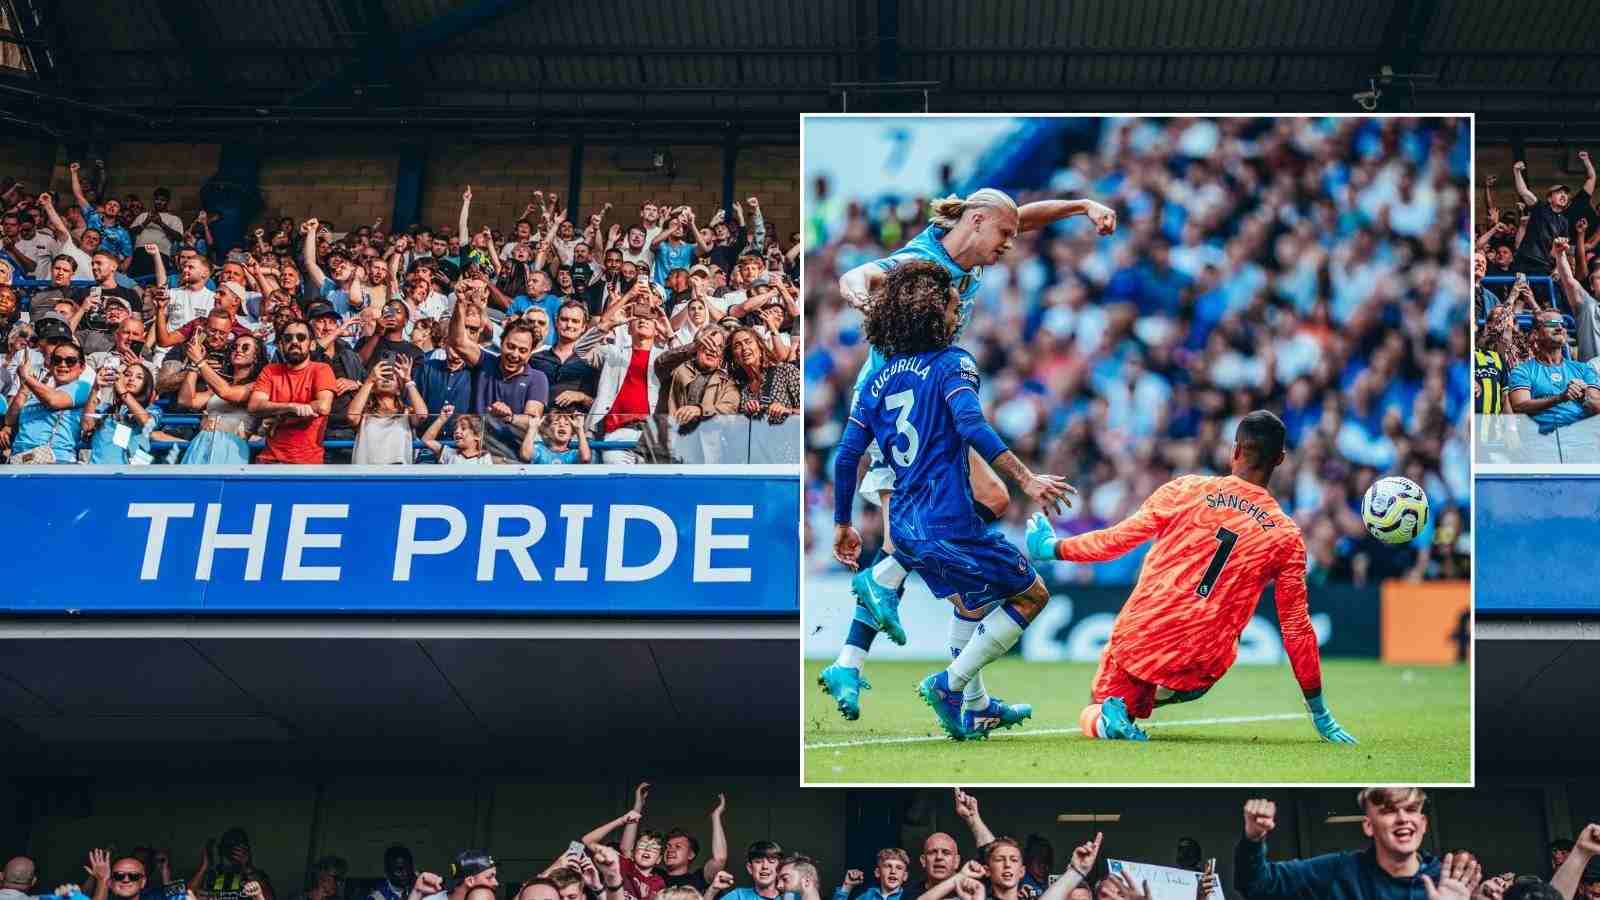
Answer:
[
  {"left": 832, "top": 259, "right": 1077, "bottom": 740},
  {"left": 819, "top": 187, "right": 1117, "bottom": 723}
]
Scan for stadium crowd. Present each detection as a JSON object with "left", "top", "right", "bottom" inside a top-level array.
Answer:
[
  {"left": 1472, "top": 153, "right": 1600, "bottom": 444},
  {"left": 0, "top": 160, "right": 800, "bottom": 465},
  {"left": 0, "top": 789, "right": 1589, "bottom": 900},
  {"left": 805, "top": 117, "right": 1472, "bottom": 584}
]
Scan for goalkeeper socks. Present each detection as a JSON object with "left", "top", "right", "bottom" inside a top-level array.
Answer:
[
  {"left": 947, "top": 602, "right": 1027, "bottom": 691},
  {"left": 871, "top": 554, "right": 908, "bottom": 590},
  {"left": 948, "top": 611, "right": 991, "bottom": 710}
]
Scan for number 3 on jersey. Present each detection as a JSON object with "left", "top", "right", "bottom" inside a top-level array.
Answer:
[
  {"left": 1196, "top": 526, "right": 1238, "bottom": 598},
  {"left": 884, "top": 389, "right": 920, "bottom": 466}
]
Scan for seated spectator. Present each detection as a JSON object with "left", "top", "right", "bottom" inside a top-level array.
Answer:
[
  {"left": 729, "top": 327, "right": 799, "bottom": 426},
  {"left": 1507, "top": 312, "right": 1600, "bottom": 433},
  {"left": 83, "top": 360, "right": 159, "bottom": 464},
  {"left": 2, "top": 337, "right": 91, "bottom": 463},
  {"left": 176, "top": 333, "right": 266, "bottom": 464},
  {"left": 248, "top": 320, "right": 335, "bottom": 464},
  {"left": 348, "top": 355, "right": 427, "bottom": 464}
]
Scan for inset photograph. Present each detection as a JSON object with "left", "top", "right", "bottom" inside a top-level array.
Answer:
[{"left": 803, "top": 115, "right": 1471, "bottom": 784}]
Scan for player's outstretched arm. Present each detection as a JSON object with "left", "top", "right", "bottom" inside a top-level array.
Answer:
[
  {"left": 1272, "top": 540, "right": 1356, "bottom": 745},
  {"left": 1017, "top": 198, "right": 1117, "bottom": 235},
  {"left": 1025, "top": 479, "right": 1186, "bottom": 564},
  {"left": 944, "top": 384, "right": 1075, "bottom": 513}
]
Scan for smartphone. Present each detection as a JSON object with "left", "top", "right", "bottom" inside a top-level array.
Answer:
[{"left": 566, "top": 840, "right": 586, "bottom": 858}]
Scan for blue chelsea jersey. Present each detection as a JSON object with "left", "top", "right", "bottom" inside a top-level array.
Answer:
[{"left": 848, "top": 346, "right": 985, "bottom": 537}]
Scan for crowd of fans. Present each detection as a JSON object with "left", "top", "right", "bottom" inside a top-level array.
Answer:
[
  {"left": 0, "top": 159, "right": 800, "bottom": 465},
  {"left": 2, "top": 789, "right": 1592, "bottom": 900},
  {"left": 805, "top": 116, "right": 1472, "bottom": 584},
  {"left": 1472, "top": 153, "right": 1600, "bottom": 441}
]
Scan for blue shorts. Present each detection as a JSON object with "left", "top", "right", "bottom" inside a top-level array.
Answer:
[{"left": 892, "top": 527, "right": 1038, "bottom": 612}]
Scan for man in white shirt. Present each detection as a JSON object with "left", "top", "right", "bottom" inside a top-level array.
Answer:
[{"left": 130, "top": 187, "right": 185, "bottom": 256}]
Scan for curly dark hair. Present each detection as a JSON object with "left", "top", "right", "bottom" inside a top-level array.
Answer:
[{"left": 862, "top": 259, "right": 956, "bottom": 357}]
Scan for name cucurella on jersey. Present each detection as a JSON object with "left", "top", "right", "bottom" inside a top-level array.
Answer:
[
  {"left": 868, "top": 357, "right": 933, "bottom": 398},
  {"left": 1204, "top": 491, "right": 1279, "bottom": 531}
]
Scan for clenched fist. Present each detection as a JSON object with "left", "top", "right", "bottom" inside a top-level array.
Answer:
[{"left": 1243, "top": 798, "right": 1276, "bottom": 841}]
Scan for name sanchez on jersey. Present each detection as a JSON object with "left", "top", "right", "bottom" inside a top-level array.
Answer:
[
  {"left": 1203, "top": 490, "right": 1279, "bottom": 531},
  {"left": 868, "top": 357, "right": 933, "bottom": 398}
]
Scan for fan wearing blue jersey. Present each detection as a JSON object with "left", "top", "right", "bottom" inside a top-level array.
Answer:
[
  {"left": 832, "top": 260, "right": 1078, "bottom": 741},
  {"left": 819, "top": 187, "right": 1116, "bottom": 723}
]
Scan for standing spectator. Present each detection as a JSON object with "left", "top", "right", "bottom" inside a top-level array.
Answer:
[
  {"left": 708, "top": 842, "right": 786, "bottom": 900},
  {"left": 1233, "top": 791, "right": 1451, "bottom": 900},
  {"left": 1551, "top": 842, "right": 1575, "bottom": 880},
  {"left": 357, "top": 298, "right": 424, "bottom": 369},
  {"left": 583, "top": 806, "right": 666, "bottom": 900},
  {"left": 1021, "top": 838, "right": 1055, "bottom": 896},
  {"left": 2, "top": 338, "right": 91, "bottom": 463},
  {"left": 421, "top": 406, "right": 494, "bottom": 465},
  {"left": 305, "top": 301, "right": 368, "bottom": 425},
  {"left": 191, "top": 830, "right": 274, "bottom": 900},
  {"left": 531, "top": 301, "right": 601, "bottom": 412},
  {"left": 526, "top": 411, "right": 590, "bottom": 464},
  {"left": 367, "top": 847, "right": 416, "bottom": 900},
  {"left": 176, "top": 333, "right": 265, "bottom": 464},
  {"left": 1510, "top": 157, "right": 1590, "bottom": 276},
  {"left": 131, "top": 187, "right": 185, "bottom": 258},
  {"left": 248, "top": 320, "right": 336, "bottom": 464},
  {"left": 415, "top": 341, "right": 473, "bottom": 429},
  {"left": 651, "top": 208, "right": 711, "bottom": 288},
  {"left": 655, "top": 325, "right": 739, "bottom": 433},
  {"left": 575, "top": 291, "right": 676, "bottom": 462},
  {"left": 776, "top": 861, "right": 817, "bottom": 900},
  {"left": 348, "top": 355, "right": 427, "bottom": 464},
  {"left": 624, "top": 784, "right": 729, "bottom": 892},
  {"left": 25, "top": 253, "right": 77, "bottom": 318},
  {"left": 83, "top": 360, "right": 159, "bottom": 464},
  {"left": 296, "top": 860, "right": 346, "bottom": 900},
  {"left": 730, "top": 327, "right": 799, "bottom": 426},
  {"left": 69, "top": 162, "right": 131, "bottom": 262},
  {"left": 835, "top": 850, "right": 909, "bottom": 900},
  {"left": 1553, "top": 237, "right": 1600, "bottom": 361},
  {"left": 448, "top": 286, "right": 548, "bottom": 461}
]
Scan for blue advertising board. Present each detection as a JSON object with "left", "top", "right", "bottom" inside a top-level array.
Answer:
[
  {"left": 0, "top": 466, "right": 798, "bottom": 615},
  {"left": 1476, "top": 468, "right": 1600, "bottom": 614}
]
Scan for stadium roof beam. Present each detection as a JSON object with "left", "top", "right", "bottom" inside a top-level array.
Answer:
[
  {"left": 1373, "top": 0, "right": 1440, "bottom": 111},
  {"left": 284, "top": 0, "right": 521, "bottom": 107},
  {"left": 152, "top": 0, "right": 224, "bottom": 98}
]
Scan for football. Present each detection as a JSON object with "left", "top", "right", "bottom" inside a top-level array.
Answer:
[{"left": 1361, "top": 476, "right": 1430, "bottom": 544}]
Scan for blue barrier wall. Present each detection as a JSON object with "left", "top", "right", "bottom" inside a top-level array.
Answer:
[
  {"left": 1476, "top": 469, "right": 1600, "bottom": 614},
  {"left": 0, "top": 466, "right": 798, "bottom": 615}
]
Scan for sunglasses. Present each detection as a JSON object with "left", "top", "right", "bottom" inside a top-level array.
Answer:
[
  {"left": 110, "top": 873, "right": 145, "bottom": 883},
  {"left": 1542, "top": 321, "right": 1567, "bottom": 330},
  {"left": 281, "top": 333, "right": 312, "bottom": 343},
  {"left": 50, "top": 353, "right": 82, "bottom": 365}
]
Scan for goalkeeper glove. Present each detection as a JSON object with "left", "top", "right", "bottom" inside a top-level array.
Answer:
[{"left": 1306, "top": 694, "right": 1357, "bottom": 744}]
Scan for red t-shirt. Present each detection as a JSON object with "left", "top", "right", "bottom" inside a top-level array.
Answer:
[
  {"left": 252, "top": 361, "right": 337, "bottom": 463},
  {"left": 619, "top": 858, "right": 665, "bottom": 900},
  {"left": 601, "top": 348, "right": 652, "bottom": 436}
]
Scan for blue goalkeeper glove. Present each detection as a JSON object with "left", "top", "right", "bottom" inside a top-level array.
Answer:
[{"left": 1306, "top": 694, "right": 1357, "bottom": 744}]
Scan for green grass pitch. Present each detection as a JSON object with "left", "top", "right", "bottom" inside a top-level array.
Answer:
[{"left": 803, "top": 658, "right": 1470, "bottom": 784}]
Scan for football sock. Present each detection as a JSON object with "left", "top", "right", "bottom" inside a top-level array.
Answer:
[
  {"left": 871, "top": 554, "right": 908, "bottom": 590},
  {"left": 836, "top": 605, "right": 878, "bottom": 670},
  {"left": 947, "top": 602, "right": 1027, "bottom": 691},
  {"left": 948, "top": 612, "right": 991, "bottom": 710}
]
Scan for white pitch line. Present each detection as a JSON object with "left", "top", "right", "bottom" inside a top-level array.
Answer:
[{"left": 805, "top": 712, "right": 1305, "bottom": 750}]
